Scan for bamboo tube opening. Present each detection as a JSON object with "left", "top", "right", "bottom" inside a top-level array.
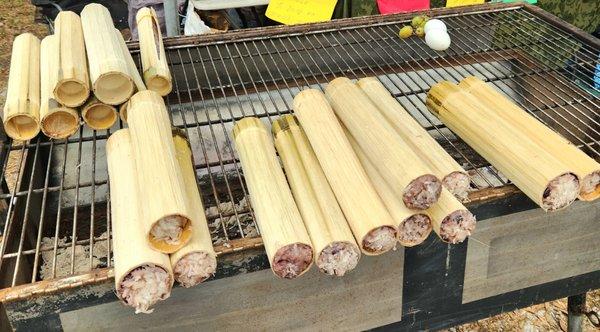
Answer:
[
  {"left": 443, "top": 172, "right": 471, "bottom": 201},
  {"left": 118, "top": 264, "right": 172, "bottom": 314},
  {"left": 404, "top": 174, "right": 443, "bottom": 210},
  {"left": 93, "top": 72, "right": 135, "bottom": 105},
  {"left": 144, "top": 72, "right": 172, "bottom": 96},
  {"left": 580, "top": 171, "right": 600, "bottom": 201},
  {"left": 316, "top": 241, "right": 360, "bottom": 276},
  {"left": 272, "top": 243, "right": 314, "bottom": 279},
  {"left": 397, "top": 214, "right": 432, "bottom": 247},
  {"left": 148, "top": 215, "right": 193, "bottom": 252},
  {"left": 54, "top": 80, "right": 89, "bottom": 107},
  {"left": 41, "top": 108, "right": 80, "bottom": 139},
  {"left": 362, "top": 226, "right": 397, "bottom": 254},
  {"left": 542, "top": 173, "right": 580, "bottom": 211},
  {"left": 119, "top": 101, "right": 129, "bottom": 122},
  {"left": 172, "top": 251, "right": 217, "bottom": 288},
  {"left": 82, "top": 100, "right": 117, "bottom": 130},
  {"left": 4, "top": 114, "right": 39, "bottom": 140},
  {"left": 438, "top": 210, "right": 476, "bottom": 244}
]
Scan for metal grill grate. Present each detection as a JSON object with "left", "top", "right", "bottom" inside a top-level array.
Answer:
[{"left": 0, "top": 3, "right": 598, "bottom": 296}]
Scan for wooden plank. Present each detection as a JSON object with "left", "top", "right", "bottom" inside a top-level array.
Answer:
[
  {"left": 58, "top": 250, "right": 404, "bottom": 331},
  {"left": 463, "top": 200, "right": 600, "bottom": 303}
]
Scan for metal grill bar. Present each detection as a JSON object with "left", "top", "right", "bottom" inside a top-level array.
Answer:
[{"left": 0, "top": 4, "right": 598, "bottom": 295}]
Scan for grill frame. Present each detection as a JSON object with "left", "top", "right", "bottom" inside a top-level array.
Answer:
[{"left": 0, "top": 2, "right": 599, "bottom": 302}]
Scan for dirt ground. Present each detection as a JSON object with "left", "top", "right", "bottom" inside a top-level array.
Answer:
[{"left": 0, "top": 1, "right": 599, "bottom": 331}]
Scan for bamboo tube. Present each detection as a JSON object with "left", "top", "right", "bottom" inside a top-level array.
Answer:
[
  {"left": 427, "top": 188, "right": 476, "bottom": 244},
  {"left": 272, "top": 115, "right": 360, "bottom": 276},
  {"left": 136, "top": 7, "right": 172, "bottom": 96},
  {"left": 39, "top": 35, "right": 80, "bottom": 139},
  {"left": 233, "top": 117, "right": 313, "bottom": 278},
  {"left": 3, "top": 33, "right": 40, "bottom": 140},
  {"left": 127, "top": 90, "right": 192, "bottom": 253},
  {"left": 81, "top": 96, "right": 117, "bottom": 130},
  {"left": 357, "top": 77, "right": 470, "bottom": 200},
  {"left": 325, "top": 77, "right": 442, "bottom": 210},
  {"left": 347, "top": 133, "right": 433, "bottom": 247},
  {"left": 427, "top": 82, "right": 580, "bottom": 211},
  {"left": 459, "top": 76, "right": 600, "bottom": 201},
  {"left": 107, "top": 129, "right": 173, "bottom": 314},
  {"left": 81, "top": 3, "right": 134, "bottom": 105},
  {"left": 115, "top": 28, "right": 147, "bottom": 123},
  {"left": 170, "top": 129, "right": 217, "bottom": 287},
  {"left": 53, "top": 11, "right": 90, "bottom": 107},
  {"left": 293, "top": 89, "right": 397, "bottom": 255}
]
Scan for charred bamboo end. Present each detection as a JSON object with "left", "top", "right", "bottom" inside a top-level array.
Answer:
[
  {"left": 579, "top": 171, "right": 600, "bottom": 201},
  {"left": 40, "top": 107, "right": 80, "bottom": 139},
  {"left": 316, "top": 241, "right": 361, "bottom": 277},
  {"left": 542, "top": 172, "right": 580, "bottom": 211},
  {"left": 439, "top": 209, "right": 476, "bottom": 244},
  {"left": 398, "top": 213, "right": 432, "bottom": 247},
  {"left": 173, "top": 251, "right": 217, "bottom": 288},
  {"left": 402, "top": 174, "right": 442, "bottom": 210},
  {"left": 272, "top": 242, "right": 314, "bottom": 279}
]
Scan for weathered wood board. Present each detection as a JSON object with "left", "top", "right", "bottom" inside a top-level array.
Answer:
[
  {"left": 59, "top": 250, "right": 404, "bottom": 331},
  {"left": 463, "top": 200, "right": 600, "bottom": 303}
]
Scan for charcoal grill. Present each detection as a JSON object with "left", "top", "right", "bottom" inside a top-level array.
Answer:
[{"left": 1, "top": 3, "right": 599, "bottom": 331}]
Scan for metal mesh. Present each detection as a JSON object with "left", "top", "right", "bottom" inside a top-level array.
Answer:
[{"left": 0, "top": 4, "right": 598, "bottom": 292}]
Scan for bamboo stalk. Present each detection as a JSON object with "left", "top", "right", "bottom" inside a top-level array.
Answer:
[
  {"left": 39, "top": 35, "right": 80, "bottom": 139},
  {"left": 273, "top": 115, "right": 360, "bottom": 276},
  {"left": 293, "top": 89, "right": 397, "bottom": 255},
  {"left": 81, "top": 3, "right": 134, "bottom": 105},
  {"left": 325, "top": 77, "right": 442, "bottom": 210},
  {"left": 114, "top": 28, "right": 146, "bottom": 123},
  {"left": 136, "top": 7, "right": 172, "bottom": 96},
  {"left": 107, "top": 129, "right": 173, "bottom": 314},
  {"left": 357, "top": 77, "right": 470, "bottom": 200},
  {"left": 427, "top": 81, "right": 580, "bottom": 211},
  {"left": 233, "top": 117, "right": 313, "bottom": 278},
  {"left": 3, "top": 33, "right": 40, "bottom": 140},
  {"left": 459, "top": 76, "right": 600, "bottom": 201},
  {"left": 81, "top": 96, "right": 117, "bottom": 130},
  {"left": 427, "top": 188, "right": 476, "bottom": 244},
  {"left": 127, "top": 90, "right": 192, "bottom": 253},
  {"left": 346, "top": 131, "right": 432, "bottom": 247},
  {"left": 53, "top": 11, "right": 90, "bottom": 107},
  {"left": 170, "top": 129, "right": 217, "bottom": 287}
]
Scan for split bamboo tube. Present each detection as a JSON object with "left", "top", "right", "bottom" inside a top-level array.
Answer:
[
  {"left": 107, "top": 129, "right": 173, "bottom": 314},
  {"left": 115, "top": 28, "right": 147, "bottom": 123},
  {"left": 81, "top": 96, "right": 117, "bottom": 130},
  {"left": 325, "top": 77, "right": 442, "bottom": 210},
  {"left": 273, "top": 115, "right": 360, "bottom": 276},
  {"left": 53, "top": 11, "right": 90, "bottom": 107},
  {"left": 136, "top": 7, "right": 172, "bottom": 96},
  {"left": 293, "top": 89, "right": 397, "bottom": 255},
  {"left": 81, "top": 3, "right": 134, "bottom": 105},
  {"left": 170, "top": 130, "right": 217, "bottom": 288},
  {"left": 357, "top": 77, "right": 470, "bottom": 200},
  {"left": 459, "top": 76, "right": 600, "bottom": 201},
  {"left": 233, "top": 117, "right": 313, "bottom": 278},
  {"left": 39, "top": 35, "right": 80, "bottom": 139},
  {"left": 427, "top": 82, "right": 580, "bottom": 211},
  {"left": 3, "top": 33, "right": 40, "bottom": 140},
  {"left": 127, "top": 90, "right": 192, "bottom": 253}
]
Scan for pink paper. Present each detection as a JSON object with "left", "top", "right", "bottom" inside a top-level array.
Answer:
[{"left": 377, "top": 0, "right": 430, "bottom": 14}]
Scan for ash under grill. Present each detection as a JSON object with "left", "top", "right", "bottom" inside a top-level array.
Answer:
[{"left": 0, "top": 4, "right": 598, "bottom": 297}]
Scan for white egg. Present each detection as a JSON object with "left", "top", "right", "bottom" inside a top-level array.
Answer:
[
  {"left": 424, "top": 19, "right": 447, "bottom": 34},
  {"left": 425, "top": 30, "right": 451, "bottom": 51}
]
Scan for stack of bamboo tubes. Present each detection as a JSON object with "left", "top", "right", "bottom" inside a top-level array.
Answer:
[
  {"left": 107, "top": 91, "right": 217, "bottom": 313},
  {"left": 427, "top": 79, "right": 583, "bottom": 211},
  {"left": 1, "top": 4, "right": 161, "bottom": 141}
]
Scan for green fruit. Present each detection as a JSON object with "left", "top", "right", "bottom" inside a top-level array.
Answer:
[
  {"left": 398, "top": 26, "right": 413, "bottom": 39},
  {"left": 415, "top": 27, "right": 425, "bottom": 38},
  {"left": 411, "top": 15, "right": 430, "bottom": 29}
]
